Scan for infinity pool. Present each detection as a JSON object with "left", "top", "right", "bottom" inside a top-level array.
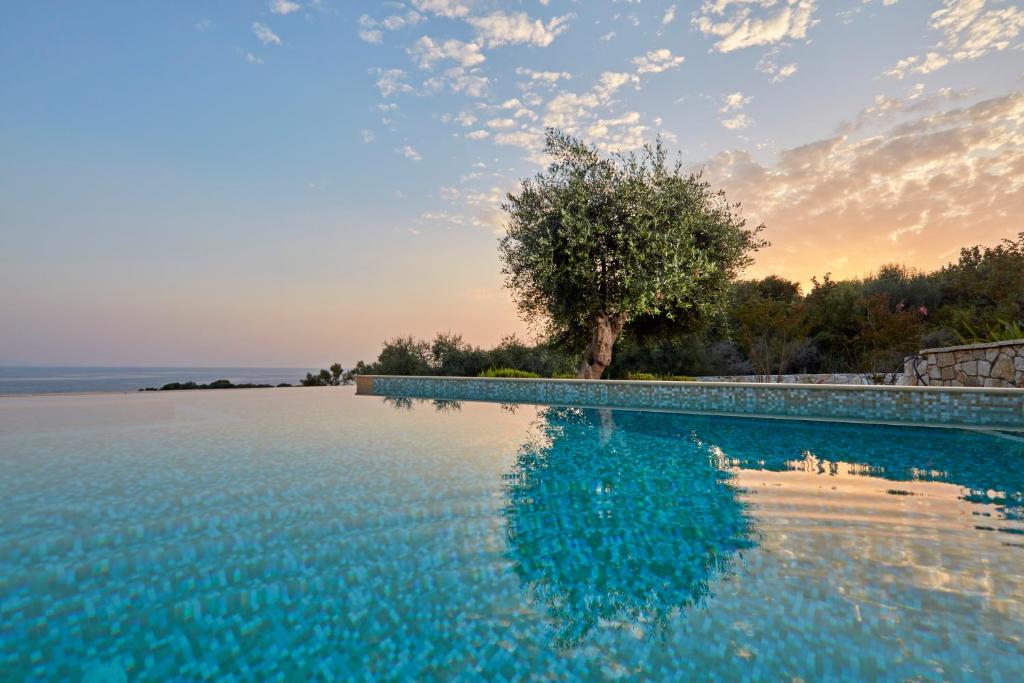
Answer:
[{"left": 2, "top": 389, "right": 1022, "bottom": 681}]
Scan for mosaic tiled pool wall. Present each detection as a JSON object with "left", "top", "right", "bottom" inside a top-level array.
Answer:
[{"left": 356, "top": 375, "right": 1024, "bottom": 431}]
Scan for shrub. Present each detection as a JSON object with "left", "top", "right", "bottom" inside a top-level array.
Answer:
[
  {"left": 625, "top": 372, "right": 658, "bottom": 381},
  {"left": 479, "top": 368, "right": 542, "bottom": 378},
  {"left": 301, "top": 363, "right": 345, "bottom": 386}
]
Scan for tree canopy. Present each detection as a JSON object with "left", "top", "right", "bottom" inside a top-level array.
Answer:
[{"left": 499, "top": 129, "right": 766, "bottom": 378}]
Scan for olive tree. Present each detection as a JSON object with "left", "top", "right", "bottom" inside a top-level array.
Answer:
[{"left": 500, "top": 130, "right": 767, "bottom": 378}]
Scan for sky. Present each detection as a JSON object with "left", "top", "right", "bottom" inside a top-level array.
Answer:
[{"left": 1, "top": 0, "right": 1022, "bottom": 367}]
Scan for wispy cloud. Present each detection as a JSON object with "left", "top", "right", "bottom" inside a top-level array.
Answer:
[
  {"left": 372, "top": 68, "right": 415, "bottom": 97},
  {"left": 885, "top": 0, "right": 1024, "bottom": 78},
  {"left": 703, "top": 91, "right": 1024, "bottom": 275},
  {"left": 269, "top": 0, "right": 300, "bottom": 16},
  {"left": 252, "top": 22, "right": 282, "bottom": 46},
  {"left": 409, "top": 36, "right": 485, "bottom": 69},
  {"left": 411, "top": 0, "right": 471, "bottom": 19},
  {"left": 662, "top": 5, "right": 677, "bottom": 27},
  {"left": 631, "top": 48, "right": 684, "bottom": 74},
  {"left": 466, "top": 11, "right": 572, "bottom": 48},
  {"left": 693, "top": 0, "right": 818, "bottom": 53},
  {"left": 397, "top": 144, "right": 423, "bottom": 161},
  {"left": 756, "top": 48, "right": 798, "bottom": 82}
]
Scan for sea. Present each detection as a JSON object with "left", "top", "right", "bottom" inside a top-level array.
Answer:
[{"left": 0, "top": 367, "right": 314, "bottom": 395}]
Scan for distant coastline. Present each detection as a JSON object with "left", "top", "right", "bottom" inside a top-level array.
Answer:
[{"left": 0, "top": 367, "right": 311, "bottom": 396}]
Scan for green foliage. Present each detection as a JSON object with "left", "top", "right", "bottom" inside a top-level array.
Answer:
[
  {"left": 148, "top": 380, "right": 276, "bottom": 391},
  {"left": 479, "top": 368, "right": 543, "bottom": 378},
  {"left": 300, "top": 362, "right": 346, "bottom": 386},
  {"left": 349, "top": 233, "right": 1022, "bottom": 380},
  {"left": 957, "top": 319, "right": 1024, "bottom": 344},
  {"left": 346, "top": 333, "right": 574, "bottom": 379},
  {"left": 499, "top": 129, "right": 766, "bottom": 357},
  {"left": 625, "top": 372, "right": 657, "bottom": 381},
  {"left": 731, "top": 277, "right": 810, "bottom": 379}
]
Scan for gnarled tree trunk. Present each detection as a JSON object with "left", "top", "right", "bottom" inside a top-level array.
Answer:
[{"left": 578, "top": 313, "right": 625, "bottom": 379}]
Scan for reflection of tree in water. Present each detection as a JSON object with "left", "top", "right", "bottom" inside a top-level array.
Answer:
[
  {"left": 381, "top": 396, "right": 464, "bottom": 413},
  {"left": 502, "top": 407, "right": 756, "bottom": 649}
]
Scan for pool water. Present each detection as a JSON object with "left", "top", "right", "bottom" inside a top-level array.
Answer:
[{"left": 1, "top": 389, "right": 1022, "bottom": 681}]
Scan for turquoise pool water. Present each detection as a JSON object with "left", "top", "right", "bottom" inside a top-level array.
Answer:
[{"left": 1, "top": 389, "right": 1022, "bottom": 681}]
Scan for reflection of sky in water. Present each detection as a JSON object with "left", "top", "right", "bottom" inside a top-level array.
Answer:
[{"left": 1, "top": 390, "right": 1021, "bottom": 681}]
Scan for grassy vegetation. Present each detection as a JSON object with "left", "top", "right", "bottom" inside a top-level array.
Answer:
[{"left": 479, "top": 368, "right": 542, "bottom": 378}]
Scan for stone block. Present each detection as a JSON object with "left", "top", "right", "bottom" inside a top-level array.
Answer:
[
  {"left": 963, "top": 375, "right": 981, "bottom": 387},
  {"left": 986, "top": 348, "right": 1000, "bottom": 362},
  {"left": 977, "top": 360, "right": 991, "bottom": 376},
  {"left": 937, "top": 352, "right": 954, "bottom": 367},
  {"left": 961, "top": 360, "right": 978, "bottom": 376},
  {"left": 991, "top": 354, "right": 1015, "bottom": 382},
  {"left": 940, "top": 366, "right": 955, "bottom": 381},
  {"left": 1015, "top": 356, "right": 1024, "bottom": 373}
]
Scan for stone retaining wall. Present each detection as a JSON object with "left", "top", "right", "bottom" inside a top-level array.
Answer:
[{"left": 903, "top": 339, "right": 1024, "bottom": 388}]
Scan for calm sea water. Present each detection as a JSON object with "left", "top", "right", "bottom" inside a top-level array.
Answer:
[
  {"left": 0, "top": 367, "right": 311, "bottom": 395},
  {"left": 1, "top": 388, "right": 1022, "bottom": 680}
]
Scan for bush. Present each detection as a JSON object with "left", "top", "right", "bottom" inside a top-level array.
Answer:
[
  {"left": 626, "top": 372, "right": 658, "bottom": 381},
  {"left": 479, "top": 368, "right": 542, "bottom": 378},
  {"left": 301, "top": 363, "right": 345, "bottom": 386}
]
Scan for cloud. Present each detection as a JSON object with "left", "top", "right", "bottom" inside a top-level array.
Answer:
[
  {"left": 361, "top": 129, "right": 375, "bottom": 143},
  {"left": 467, "top": 11, "right": 572, "bottom": 47},
  {"left": 195, "top": 19, "right": 214, "bottom": 32},
  {"left": 397, "top": 145, "right": 423, "bottom": 161},
  {"left": 466, "top": 130, "right": 490, "bottom": 139},
  {"left": 486, "top": 118, "right": 517, "bottom": 129},
  {"left": 515, "top": 68, "right": 573, "bottom": 94},
  {"left": 631, "top": 48, "right": 685, "bottom": 74},
  {"left": 838, "top": 84, "right": 974, "bottom": 133},
  {"left": 420, "top": 210, "right": 464, "bottom": 224},
  {"left": 595, "top": 71, "right": 641, "bottom": 100},
  {"left": 720, "top": 113, "right": 751, "bottom": 129},
  {"left": 701, "top": 91, "right": 1024, "bottom": 279},
  {"left": 694, "top": 0, "right": 818, "bottom": 53},
  {"left": 409, "top": 36, "right": 485, "bottom": 69},
  {"left": 358, "top": 11, "right": 424, "bottom": 43},
  {"left": 269, "top": 0, "right": 300, "bottom": 16},
  {"left": 756, "top": 49, "right": 798, "bottom": 82},
  {"left": 721, "top": 91, "right": 752, "bottom": 112},
  {"left": 412, "top": 0, "right": 471, "bottom": 19},
  {"left": 372, "top": 68, "right": 415, "bottom": 97},
  {"left": 886, "top": 0, "right": 1024, "bottom": 78},
  {"left": 424, "top": 67, "right": 490, "bottom": 97},
  {"left": 662, "top": 5, "right": 677, "bottom": 26},
  {"left": 252, "top": 22, "right": 282, "bottom": 46}
]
